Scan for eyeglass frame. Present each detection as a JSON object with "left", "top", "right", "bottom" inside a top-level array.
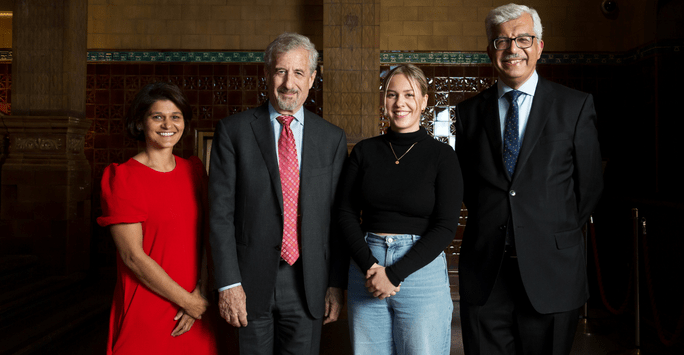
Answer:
[{"left": 492, "top": 36, "right": 537, "bottom": 50}]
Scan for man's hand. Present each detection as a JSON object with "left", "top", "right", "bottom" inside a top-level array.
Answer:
[
  {"left": 218, "top": 285, "right": 248, "bottom": 327},
  {"left": 365, "top": 263, "right": 400, "bottom": 300},
  {"left": 323, "top": 287, "right": 344, "bottom": 325}
]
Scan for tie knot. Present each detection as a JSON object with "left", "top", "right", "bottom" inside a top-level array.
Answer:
[
  {"left": 277, "top": 115, "right": 294, "bottom": 126},
  {"left": 505, "top": 90, "right": 523, "bottom": 104}
]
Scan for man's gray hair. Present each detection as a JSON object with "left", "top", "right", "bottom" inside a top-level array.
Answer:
[
  {"left": 264, "top": 32, "right": 318, "bottom": 75},
  {"left": 485, "top": 3, "right": 543, "bottom": 42}
]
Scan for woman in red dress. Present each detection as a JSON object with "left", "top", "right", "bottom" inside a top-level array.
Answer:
[{"left": 98, "top": 82, "right": 217, "bottom": 355}]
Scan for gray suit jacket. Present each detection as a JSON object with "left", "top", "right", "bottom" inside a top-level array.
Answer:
[
  {"left": 208, "top": 102, "right": 348, "bottom": 318},
  {"left": 456, "top": 77, "right": 603, "bottom": 314}
]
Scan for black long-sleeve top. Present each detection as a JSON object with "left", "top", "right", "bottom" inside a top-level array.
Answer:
[{"left": 337, "top": 127, "right": 464, "bottom": 286}]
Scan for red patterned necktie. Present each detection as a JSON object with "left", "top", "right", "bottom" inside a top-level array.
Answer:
[{"left": 277, "top": 115, "right": 300, "bottom": 265}]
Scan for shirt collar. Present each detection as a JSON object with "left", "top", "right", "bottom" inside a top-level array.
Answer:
[
  {"left": 268, "top": 101, "right": 305, "bottom": 127},
  {"left": 497, "top": 71, "right": 538, "bottom": 99}
]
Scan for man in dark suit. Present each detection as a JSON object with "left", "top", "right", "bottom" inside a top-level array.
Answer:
[
  {"left": 455, "top": 4, "right": 603, "bottom": 354},
  {"left": 208, "top": 32, "right": 348, "bottom": 355}
]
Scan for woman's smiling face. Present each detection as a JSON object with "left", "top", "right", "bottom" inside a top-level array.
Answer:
[
  {"left": 143, "top": 99, "right": 185, "bottom": 151},
  {"left": 385, "top": 73, "right": 428, "bottom": 134}
]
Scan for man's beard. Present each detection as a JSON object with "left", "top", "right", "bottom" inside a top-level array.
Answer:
[{"left": 276, "top": 90, "right": 299, "bottom": 111}]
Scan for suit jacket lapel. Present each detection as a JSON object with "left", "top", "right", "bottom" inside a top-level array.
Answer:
[
  {"left": 481, "top": 86, "right": 509, "bottom": 181},
  {"left": 251, "top": 103, "right": 284, "bottom": 210},
  {"left": 513, "top": 77, "right": 555, "bottom": 181},
  {"left": 299, "top": 109, "right": 319, "bottom": 204}
]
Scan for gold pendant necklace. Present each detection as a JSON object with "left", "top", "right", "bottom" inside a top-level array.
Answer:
[{"left": 389, "top": 142, "right": 418, "bottom": 164}]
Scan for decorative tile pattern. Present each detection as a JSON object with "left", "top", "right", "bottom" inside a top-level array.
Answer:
[
  {"left": 0, "top": 40, "right": 676, "bottom": 67},
  {"left": 378, "top": 41, "right": 682, "bottom": 65},
  {"left": 382, "top": 52, "right": 491, "bottom": 64},
  {"left": 87, "top": 51, "right": 265, "bottom": 63}
]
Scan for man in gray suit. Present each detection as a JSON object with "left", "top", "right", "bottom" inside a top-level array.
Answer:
[{"left": 208, "top": 32, "right": 348, "bottom": 355}]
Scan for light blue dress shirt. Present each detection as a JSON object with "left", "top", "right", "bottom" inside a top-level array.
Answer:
[{"left": 497, "top": 71, "right": 539, "bottom": 144}]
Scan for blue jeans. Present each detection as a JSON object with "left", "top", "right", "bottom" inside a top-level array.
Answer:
[{"left": 347, "top": 233, "right": 453, "bottom": 355}]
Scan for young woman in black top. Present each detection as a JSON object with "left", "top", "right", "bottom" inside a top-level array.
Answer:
[{"left": 338, "top": 64, "right": 463, "bottom": 354}]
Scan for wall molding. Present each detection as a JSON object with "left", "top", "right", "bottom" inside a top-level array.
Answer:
[{"left": 0, "top": 40, "right": 680, "bottom": 65}]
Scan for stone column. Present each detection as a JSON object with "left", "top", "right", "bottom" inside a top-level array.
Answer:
[
  {"left": 323, "top": 0, "right": 380, "bottom": 146},
  {"left": 1, "top": 0, "right": 90, "bottom": 274}
]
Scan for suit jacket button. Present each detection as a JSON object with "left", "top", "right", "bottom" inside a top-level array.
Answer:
[{"left": 509, "top": 190, "right": 516, "bottom": 196}]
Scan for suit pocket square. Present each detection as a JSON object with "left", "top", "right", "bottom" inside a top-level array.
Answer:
[{"left": 554, "top": 228, "right": 582, "bottom": 249}]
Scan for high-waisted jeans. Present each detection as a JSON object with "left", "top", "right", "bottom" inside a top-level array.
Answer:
[{"left": 347, "top": 233, "right": 453, "bottom": 355}]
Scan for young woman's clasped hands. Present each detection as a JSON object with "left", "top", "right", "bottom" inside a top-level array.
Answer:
[{"left": 365, "top": 262, "right": 400, "bottom": 299}]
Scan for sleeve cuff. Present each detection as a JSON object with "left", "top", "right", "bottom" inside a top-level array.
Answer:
[
  {"left": 385, "top": 267, "right": 402, "bottom": 287},
  {"left": 218, "top": 282, "right": 241, "bottom": 292}
]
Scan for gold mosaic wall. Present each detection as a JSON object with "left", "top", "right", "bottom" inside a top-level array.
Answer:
[
  {"left": 87, "top": 0, "right": 324, "bottom": 50},
  {"left": 323, "top": 0, "right": 380, "bottom": 142},
  {"left": 0, "top": 12, "right": 10, "bottom": 48},
  {"left": 85, "top": 0, "right": 656, "bottom": 53}
]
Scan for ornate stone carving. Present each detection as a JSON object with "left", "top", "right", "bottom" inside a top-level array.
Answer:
[
  {"left": 14, "top": 137, "right": 64, "bottom": 151},
  {"left": 2, "top": 116, "right": 92, "bottom": 162},
  {"left": 345, "top": 14, "right": 359, "bottom": 31},
  {"left": 68, "top": 136, "right": 85, "bottom": 154}
]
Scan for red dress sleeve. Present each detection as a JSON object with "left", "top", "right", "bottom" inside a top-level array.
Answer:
[{"left": 97, "top": 162, "right": 148, "bottom": 227}]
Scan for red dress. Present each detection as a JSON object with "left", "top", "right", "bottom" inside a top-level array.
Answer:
[{"left": 98, "top": 156, "right": 217, "bottom": 355}]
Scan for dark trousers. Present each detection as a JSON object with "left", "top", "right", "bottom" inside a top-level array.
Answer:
[
  {"left": 461, "top": 253, "right": 579, "bottom": 355},
  {"left": 238, "top": 260, "right": 323, "bottom": 355}
]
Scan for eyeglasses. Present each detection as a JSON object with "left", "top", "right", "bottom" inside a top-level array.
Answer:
[{"left": 492, "top": 36, "right": 536, "bottom": 50}]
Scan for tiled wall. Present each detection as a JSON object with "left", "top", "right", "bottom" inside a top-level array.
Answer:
[
  {"left": 86, "top": 0, "right": 655, "bottom": 53},
  {"left": 0, "top": 62, "right": 8, "bottom": 113},
  {"left": 379, "top": 0, "right": 652, "bottom": 52},
  {"left": 87, "top": 0, "right": 324, "bottom": 51}
]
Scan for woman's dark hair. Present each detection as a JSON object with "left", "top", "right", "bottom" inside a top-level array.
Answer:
[{"left": 126, "top": 82, "right": 193, "bottom": 141}]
